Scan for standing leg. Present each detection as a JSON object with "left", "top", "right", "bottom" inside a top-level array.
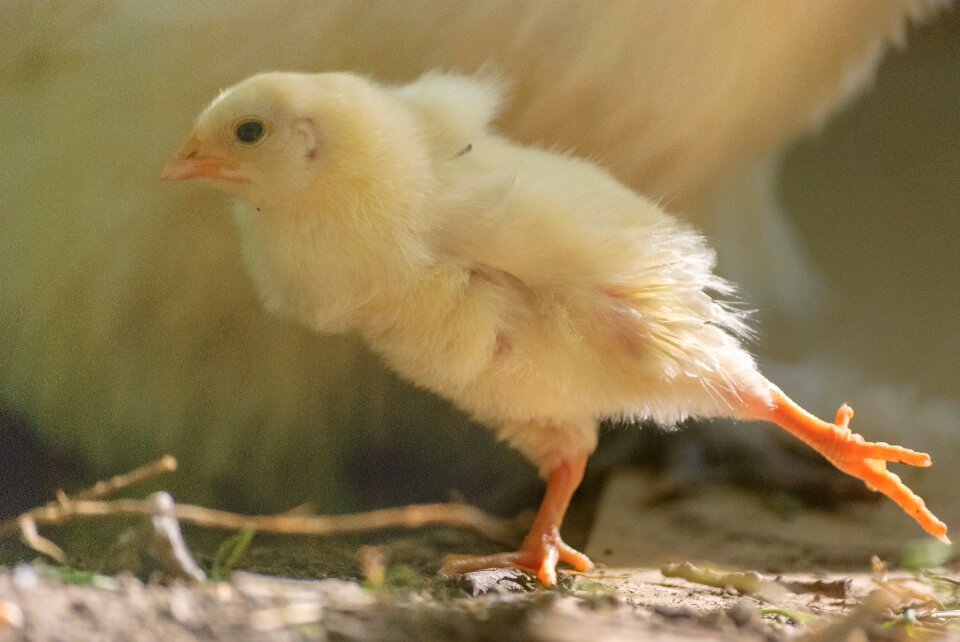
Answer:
[{"left": 442, "top": 452, "right": 593, "bottom": 587}]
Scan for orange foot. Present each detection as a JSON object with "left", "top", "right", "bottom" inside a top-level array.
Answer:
[
  {"left": 443, "top": 454, "right": 593, "bottom": 588},
  {"left": 443, "top": 526, "right": 594, "bottom": 587},
  {"left": 761, "top": 386, "right": 949, "bottom": 544}
]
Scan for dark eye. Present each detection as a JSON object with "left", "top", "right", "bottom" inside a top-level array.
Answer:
[{"left": 235, "top": 119, "right": 265, "bottom": 144}]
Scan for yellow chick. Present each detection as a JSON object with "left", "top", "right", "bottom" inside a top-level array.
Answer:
[{"left": 163, "top": 71, "right": 947, "bottom": 586}]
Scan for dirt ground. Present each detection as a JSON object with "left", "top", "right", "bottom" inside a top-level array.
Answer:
[{"left": 1, "top": 468, "right": 958, "bottom": 642}]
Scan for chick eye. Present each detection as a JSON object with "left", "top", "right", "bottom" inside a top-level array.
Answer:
[{"left": 235, "top": 119, "right": 265, "bottom": 144}]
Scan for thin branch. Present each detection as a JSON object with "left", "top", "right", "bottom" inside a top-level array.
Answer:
[
  {"left": 0, "top": 454, "right": 179, "bottom": 548},
  {"left": 72, "top": 455, "right": 177, "bottom": 501},
  {"left": 0, "top": 456, "right": 523, "bottom": 563},
  {"left": 17, "top": 515, "right": 66, "bottom": 563},
  {"left": 3, "top": 498, "right": 520, "bottom": 548}
]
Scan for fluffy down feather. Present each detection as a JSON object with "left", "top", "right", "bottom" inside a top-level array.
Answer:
[
  {"left": 162, "top": 70, "right": 947, "bottom": 584},
  {"left": 2, "top": 2, "right": 955, "bottom": 527}
]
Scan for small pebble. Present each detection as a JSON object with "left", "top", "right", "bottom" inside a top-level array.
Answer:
[
  {"left": 250, "top": 602, "right": 323, "bottom": 632},
  {"left": 653, "top": 605, "right": 698, "bottom": 619},
  {"left": 12, "top": 564, "right": 38, "bottom": 591},
  {"left": 213, "top": 581, "right": 236, "bottom": 602},
  {"left": 0, "top": 600, "right": 24, "bottom": 630},
  {"left": 727, "top": 600, "right": 758, "bottom": 627},
  {"left": 452, "top": 568, "right": 536, "bottom": 596},
  {"left": 168, "top": 586, "right": 198, "bottom": 626}
]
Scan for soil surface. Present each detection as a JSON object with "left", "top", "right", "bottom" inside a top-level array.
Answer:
[{"left": 2, "top": 468, "right": 958, "bottom": 641}]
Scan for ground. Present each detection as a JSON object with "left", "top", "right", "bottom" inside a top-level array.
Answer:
[{"left": 1, "top": 468, "right": 958, "bottom": 641}]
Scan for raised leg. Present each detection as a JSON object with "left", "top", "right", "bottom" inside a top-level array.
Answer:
[
  {"left": 747, "top": 384, "right": 949, "bottom": 543},
  {"left": 442, "top": 453, "right": 593, "bottom": 587}
]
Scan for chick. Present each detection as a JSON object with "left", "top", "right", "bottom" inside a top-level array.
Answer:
[{"left": 162, "top": 71, "right": 947, "bottom": 586}]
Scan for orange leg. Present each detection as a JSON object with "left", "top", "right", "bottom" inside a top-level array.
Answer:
[
  {"left": 747, "top": 384, "right": 949, "bottom": 544},
  {"left": 442, "top": 453, "right": 594, "bottom": 587}
]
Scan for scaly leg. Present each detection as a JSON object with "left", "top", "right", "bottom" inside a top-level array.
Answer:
[
  {"left": 442, "top": 453, "right": 593, "bottom": 587},
  {"left": 747, "top": 383, "right": 949, "bottom": 543}
]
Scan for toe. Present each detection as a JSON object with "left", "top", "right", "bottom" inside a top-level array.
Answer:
[
  {"left": 856, "top": 441, "right": 931, "bottom": 466},
  {"left": 441, "top": 551, "right": 526, "bottom": 575},
  {"left": 557, "top": 541, "right": 594, "bottom": 572},
  {"left": 537, "top": 546, "right": 560, "bottom": 586},
  {"left": 831, "top": 435, "right": 932, "bottom": 467},
  {"left": 834, "top": 404, "right": 854, "bottom": 429},
  {"left": 442, "top": 538, "right": 595, "bottom": 588},
  {"left": 846, "top": 459, "right": 949, "bottom": 543}
]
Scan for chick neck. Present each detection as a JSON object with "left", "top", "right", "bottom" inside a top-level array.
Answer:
[{"left": 232, "top": 167, "right": 447, "bottom": 336}]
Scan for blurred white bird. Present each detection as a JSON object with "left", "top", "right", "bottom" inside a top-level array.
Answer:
[{"left": 163, "top": 71, "right": 947, "bottom": 586}]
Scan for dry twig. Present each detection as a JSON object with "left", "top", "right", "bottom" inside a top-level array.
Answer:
[
  {"left": 357, "top": 545, "right": 388, "bottom": 588},
  {"left": 871, "top": 556, "right": 943, "bottom": 609},
  {"left": 804, "top": 589, "right": 897, "bottom": 642},
  {"left": 72, "top": 455, "right": 178, "bottom": 500},
  {"left": 0, "top": 455, "right": 522, "bottom": 563},
  {"left": 661, "top": 561, "right": 850, "bottom": 601},
  {"left": 662, "top": 561, "right": 790, "bottom": 603}
]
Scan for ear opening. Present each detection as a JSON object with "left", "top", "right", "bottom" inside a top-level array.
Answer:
[{"left": 294, "top": 117, "right": 319, "bottom": 160}]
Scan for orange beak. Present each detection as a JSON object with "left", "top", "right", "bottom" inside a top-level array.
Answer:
[{"left": 161, "top": 134, "right": 250, "bottom": 184}]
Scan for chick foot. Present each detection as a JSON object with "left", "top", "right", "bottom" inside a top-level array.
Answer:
[
  {"left": 443, "top": 527, "right": 593, "bottom": 587},
  {"left": 754, "top": 385, "right": 949, "bottom": 543},
  {"left": 443, "top": 453, "right": 592, "bottom": 587}
]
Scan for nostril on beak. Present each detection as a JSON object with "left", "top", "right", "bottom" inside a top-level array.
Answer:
[{"left": 179, "top": 134, "right": 203, "bottom": 160}]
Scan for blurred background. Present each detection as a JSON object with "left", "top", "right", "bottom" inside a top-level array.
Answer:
[{"left": 0, "top": 4, "right": 956, "bottom": 541}]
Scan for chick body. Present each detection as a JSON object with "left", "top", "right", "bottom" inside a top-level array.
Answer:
[
  {"left": 164, "top": 70, "right": 946, "bottom": 585},
  {"left": 227, "top": 72, "right": 764, "bottom": 474}
]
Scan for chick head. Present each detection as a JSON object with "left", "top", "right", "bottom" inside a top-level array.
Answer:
[{"left": 162, "top": 72, "right": 428, "bottom": 214}]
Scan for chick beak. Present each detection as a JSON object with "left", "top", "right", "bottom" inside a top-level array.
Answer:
[{"left": 161, "top": 134, "right": 250, "bottom": 184}]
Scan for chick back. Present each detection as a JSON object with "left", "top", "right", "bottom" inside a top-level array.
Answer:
[{"left": 362, "top": 114, "right": 768, "bottom": 431}]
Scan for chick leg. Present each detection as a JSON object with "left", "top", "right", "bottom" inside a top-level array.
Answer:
[
  {"left": 442, "top": 453, "right": 593, "bottom": 587},
  {"left": 747, "top": 384, "right": 949, "bottom": 543}
]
